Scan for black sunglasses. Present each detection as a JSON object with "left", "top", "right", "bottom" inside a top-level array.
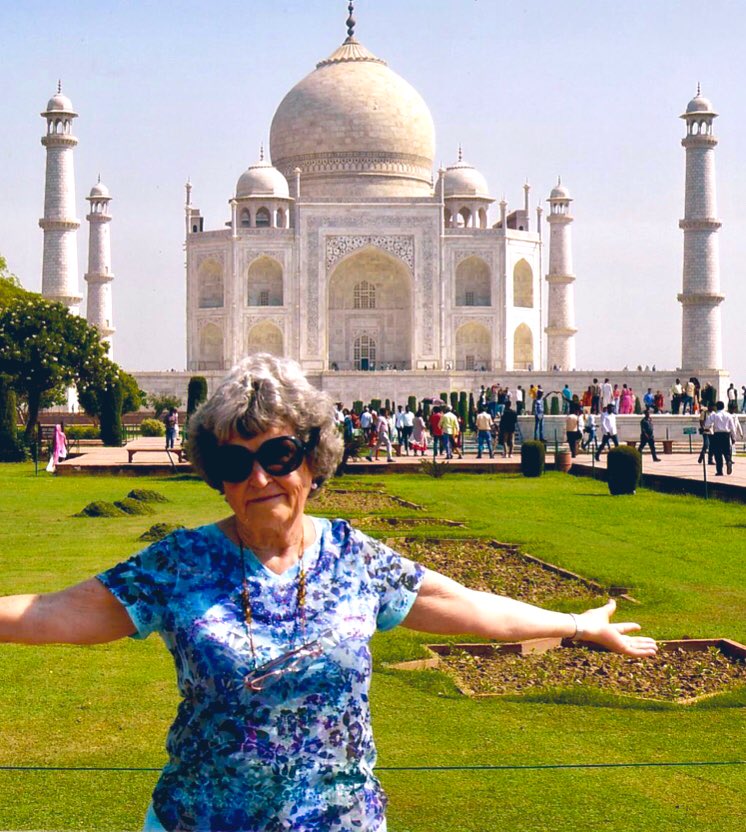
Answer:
[{"left": 216, "top": 435, "right": 308, "bottom": 483}]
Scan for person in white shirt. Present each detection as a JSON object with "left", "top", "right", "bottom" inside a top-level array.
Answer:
[
  {"left": 399, "top": 405, "right": 415, "bottom": 455},
  {"left": 704, "top": 401, "right": 737, "bottom": 475},
  {"left": 595, "top": 404, "right": 619, "bottom": 460},
  {"left": 601, "top": 378, "right": 613, "bottom": 410}
]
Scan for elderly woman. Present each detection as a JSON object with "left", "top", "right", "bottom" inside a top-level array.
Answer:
[{"left": 0, "top": 355, "right": 656, "bottom": 832}]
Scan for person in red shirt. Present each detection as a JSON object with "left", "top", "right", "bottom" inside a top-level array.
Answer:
[{"left": 429, "top": 406, "right": 443, "bottom": 457}]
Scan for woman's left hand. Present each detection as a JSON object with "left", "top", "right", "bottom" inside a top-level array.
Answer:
[{"left": 575, "top": 599, "right": 658, "bottom": 657}]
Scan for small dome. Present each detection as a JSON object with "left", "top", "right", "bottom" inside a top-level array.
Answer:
[
  {"left": 686, "top": 94, "right": 715, "bottom": 114},
  {"left": 89, "top": 180, "right": 110, "bottom": 199},
  {"left": 236, "top": 159, "right": 290, "bottom": 199},
  {"left": 443, "top": 156, "right": 490, "bottom": 199},
  {"left": 46, "top": 92, "right": 75, "bottom": 113},
  {"left": 550, "top": 180, "right": 571, "bottom": 200}
]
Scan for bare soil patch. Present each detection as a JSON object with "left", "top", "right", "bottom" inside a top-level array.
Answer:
[
  {"left": 312, "top": 489, "right": 423, "bottom": 515},
  {"left": 437, "top": 640, "right": 746, "bottom": 703},
  {"left": 355, "top": 516, "right": 464, "bottom": 531},
  {"left": 387, "top": 538, "right": 608, "bottom": 605}
]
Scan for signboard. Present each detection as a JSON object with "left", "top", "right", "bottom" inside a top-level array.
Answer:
[{"left": 682, "top": 427, "right": 698, "bottom": 435}]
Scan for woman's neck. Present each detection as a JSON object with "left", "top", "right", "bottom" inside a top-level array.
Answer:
[{"left": 223, "top": 514, "right": 311, "bottom": 571}]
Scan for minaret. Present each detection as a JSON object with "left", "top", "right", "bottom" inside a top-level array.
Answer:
[
  {"left": 39, "top": 83, "right": 82, "bottom": 314},
  {"left": 678, "top": 86, "right": 724, "bottom": 371},
  {"left": 85, "top": 177, "right": 115, "bottom": 357},
  {"left": 545, "top": 178, "right": 577, "bottom": 370}
]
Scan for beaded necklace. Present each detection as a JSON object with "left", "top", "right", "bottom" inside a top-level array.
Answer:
[{"left": 238, "top": 522, "right": 307, "bottom": 671}]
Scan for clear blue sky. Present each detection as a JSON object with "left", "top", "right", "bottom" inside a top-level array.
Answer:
[{"left": 1, "top": 0, "right": 744, "bottom": 383}]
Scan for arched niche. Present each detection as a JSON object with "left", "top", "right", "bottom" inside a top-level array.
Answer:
[
  {"left": 513, "top": 259, "right": 534, "bottom": 308},
  {"left": 455, "top": 256, "right": 491, "bottom": 306},
  {"left": 513, "top": 323, "right": 534, "bottom": 370},
  {"left": 255, "top": 207, "right": 271, "bottom": 227},
  {"left": 327, "top": 246, "right": 412, "bottom": 371},
  {"left": 198, "top": 258, "right": 224, "bottom": 308},
  {"left": 199, "top": 323, "right": 224, "bottom": 368},
  {"left": 455, "top": 322, "right": 491, "bottom": 371},
  {"left": 247, "top": 321, "right": 283, "bottom": 356},
  {"left": 247, "top": 256, "right": 283, "bottom": 306}
]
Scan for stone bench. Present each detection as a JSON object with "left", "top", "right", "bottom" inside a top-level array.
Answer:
[{"left": 127, "top": 446, "right": 186, "bottom": 463}]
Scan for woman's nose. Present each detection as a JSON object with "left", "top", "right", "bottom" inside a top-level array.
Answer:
[{"left": 245, "top": 460, "right": 271, "bottom": 488}]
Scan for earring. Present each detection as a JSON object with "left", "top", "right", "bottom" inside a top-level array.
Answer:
[{"left": 311, "top": 483, "right": 318, "bottom": 490}]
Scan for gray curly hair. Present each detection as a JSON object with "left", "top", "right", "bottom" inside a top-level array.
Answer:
[{"left": 188, "top": 354, "right": 343, "bottom": 494}]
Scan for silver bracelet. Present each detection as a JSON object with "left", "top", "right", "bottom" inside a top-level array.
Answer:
[{"left": 568, "top": 612, "right": 585, "bottom": 641}]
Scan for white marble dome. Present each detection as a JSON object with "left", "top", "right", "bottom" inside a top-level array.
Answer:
[
  {"left": 45, "top": 92, "right": 75, "bottom": 113},
  {"left": 443, "top": 157, "right": 490, "bottom": 199},
  {"left": 269, "top": 37, "right": 435, "bottom": 198},
  {"left": 236, "top": 159, "right": 289, "bottom": 199},
  {"left": 686, "top": 93, "right": 715, "bottom": 114},
  {"left": 89, "top": 180, "right": 110, "bottom": 199},
  {"left": 550, "top": 180, "right": 571, "bottom": 200}
]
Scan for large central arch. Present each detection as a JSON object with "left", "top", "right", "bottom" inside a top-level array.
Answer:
[{"left": 327, "top": 247, "right": 413, "bottom": 370}]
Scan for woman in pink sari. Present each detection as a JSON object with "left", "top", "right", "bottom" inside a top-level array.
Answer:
[
  {"left": 619, "top": 385, "right": 634, "bottom": 415},
  {"left": 46, "top": 423, "right": 68, "bottom": 473}
]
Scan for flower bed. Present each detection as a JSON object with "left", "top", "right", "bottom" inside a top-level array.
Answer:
[
  {"left": 385, "top": 538, "right": 624, "bottom": 605},
  {"left": 426, "top": 639, "right": 746, "bottom": 703},
  {"left": 355, "top": 516, "right": 464, "bottom": 531},
  {"left": 312, "top": 489, "right": 424, "bottom": 514}
]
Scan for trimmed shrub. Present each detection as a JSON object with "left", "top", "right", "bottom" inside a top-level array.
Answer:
[
  {"left": 187, "top": 376, "right": 208, "bottom": 417},
  {"left": 549, "top": 396, "right": 560, "bottom": 415},
  {"left": 113, "top": 497, "right": 155, "bottom": 516},
  {"left": 440, "top": 391, "right": 448, "bottom": 405},
  {"left": 458, "top": 391, "right": 468, "bottom": 426},
  {"left": 420, "top": 458, "right": 448, "bottom": 478},
  {"left": 370, "top": 398, "right": 382, "bottom": 413},
  {"left": 468, "top": 392, "right": 476, "bottom": 429},
  {"left": 520, "top": 440, "right": 545, "bottom": 477},
  {"left": 100, "top": 379, "right": 124, "bottom": 447},
  {"left": 385, "top": 398, "right": 391, "bottom": 413},
  {"left": 607, "top": 446, "right": 641, "bottom": 495},
  {"left": 0, "top": 378, "right": 25, "bottom": 462},
  {"left": 634, "top": 396, "right": 642, "bottom": 415},
  {"left": 65, "top": 425, "right": 100, "bottom": 440},
  {"left": 76, "top": 501, "right": 125, "bottom": 518},
  {"left": 139, "top": 522, "right": 185, "bottom": 542},
  {"left": 127, "top": 489, "right": 169, "bottom": 503},
  {"left": 353, "top": 400, "right": 363, "bottom": 415},
  {"left": 450, "top": 391, "right": 459, "bottom": 411},
  {"left": 407, "top": 395, "right": 417, "bottom": 413},
  {"left": 423, "top": 401, "right": 431, "bottom": 419},
  {"left": 140, "top": 418, "right": 166, "bottom": 437}
]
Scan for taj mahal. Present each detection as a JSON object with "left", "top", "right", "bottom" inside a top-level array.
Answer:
[{"left": 36, "top": 4, "right": 730, "bottom": 402}]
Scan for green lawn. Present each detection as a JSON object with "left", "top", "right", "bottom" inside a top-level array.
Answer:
[{"left": 0, "top": 464, "right": 744, "bottom": 831}]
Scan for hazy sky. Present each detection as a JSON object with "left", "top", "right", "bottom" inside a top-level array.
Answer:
[{"left": 1, "top": 0, "right": 744, "bottom": 382}]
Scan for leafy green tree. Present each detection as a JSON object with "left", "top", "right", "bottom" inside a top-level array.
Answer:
[
  {"left": 78, "top": 362, "right": 144, "bottom": 423},
  {"left": 148, "top": 393, "right": 182, "bottom": 419},
  {"left": 0, "top": 294, "right": 109, "bottom": 441}
]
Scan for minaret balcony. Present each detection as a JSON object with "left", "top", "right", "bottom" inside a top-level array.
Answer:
[
  {"left": 677, "top": 292, "right": 725, "bottom": 305},
  {"left": 678, "top": 218, "right": 721, "bottom": 231}
]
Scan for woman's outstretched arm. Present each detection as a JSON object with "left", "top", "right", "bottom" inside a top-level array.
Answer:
[
  {"left": 0, "top": 579, "right": 136, "bottom": 645},
  {"left": 403, "top": 569, "right": 657, "bottom": 657}
]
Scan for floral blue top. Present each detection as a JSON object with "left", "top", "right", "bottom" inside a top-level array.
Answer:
[{"left": 97, "top": 518, "right": 424, "bottom": 832}]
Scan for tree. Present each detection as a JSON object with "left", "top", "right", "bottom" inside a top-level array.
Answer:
[
  {"left": 78, "top": 362, "right": 144, "bottom": 424},
  {"left": 0, "top": 295, "right": 110, "bottom": 441},
  {"left": 99, "top": 376, "right": 124, "bottom": 446},
  {"left": 148, "top": 392, "right": 182, "bottom": 419},
  {"left": 0, "top": 376, "right": 24, "bottom": 461}
]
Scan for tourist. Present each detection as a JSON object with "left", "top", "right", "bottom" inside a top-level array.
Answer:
[
  {"left": 164, "top": 407, "right": 179, "bottom": 450},
  {"left": 515, "top": 384, "right": 525, "bottom": 415},
  {"left": 682, "top": 378, "right": 696, "bottom": 415},
  {"left": 580, "top": 410, "right": 597, "bottom": 453},
  {"left": 619, "top": 384, "right": 634, "bottom": 415},
  {"left": 45, "top": 422, "right": 68, "bottom": 473},
  {"left": 533, "top": 390, "right": 545, "bottom": 442},
  {"left": 705, "top": 401, "right": 737, "bottom": 476},
  {"left": 565, "top": 404, "right": 582, "bottom": 458},
  {"left": 612, "top": 383, "right": 621, "bottom": 413},
  {"left": 498, "top": 402, "right": 518, "bottom": 458},
  {"left": 741, "top": 386, "right": 746, "bottom": 414},
  {"left": 394, "top": 406, "right": 408, "bottom": 454},
  {"left": 654, "top": 390, "right": 664, "bottom": 414},
  {"left": 360, "top": 406, "right": 373, "bottom": 442},
  {"left": 697, "top": 402, "right": 715, "bottom": 466},
  {"left": 590, "top": 378, "right": 601, "bottom": 415},
  {"left": 601, "top": 378, "right": 613, "bottom": 411},
  {"left": 671, "top": 378, "right": 683, "bottom": 414},
  {"left": 581, "top": 385, "right": 593, "bottom": 413},
  {"left": 638, "top": 409, "right": 661, "bottom": 462},
  {"left": 429, "top": 406, "right": 443, "bottom": 457},
  {"left": 439, "top": 406, "right": 460, "bottom": 460},
  {"left": 411, "top": 408, "right": 428, "bottom": 455},
  {"left": 595, "top": 404, "right": 620, "bottom": 460},
  {"left": 561, "top": 383, "right": 573, "bottom": 414},
  {"left": 643, "top": 388, "right": 655, "bottom": 411},
  {"left": 726, "top": 383, "right": 737, "bottom": 414},
  {"left": 368, "top": 409, "right": 394, "bottom": 463},
  {"left": 475, "top": 406, "right": 493, "bottom": 458},
  {"left": 386, "top": 410, "right": 398, "bottom": 454},
  {"left": 0, "top": 354, "right": 657, "bottom": 832},
  {"left": 401, "top": 404, "right": 415, "bottom": 455}
]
